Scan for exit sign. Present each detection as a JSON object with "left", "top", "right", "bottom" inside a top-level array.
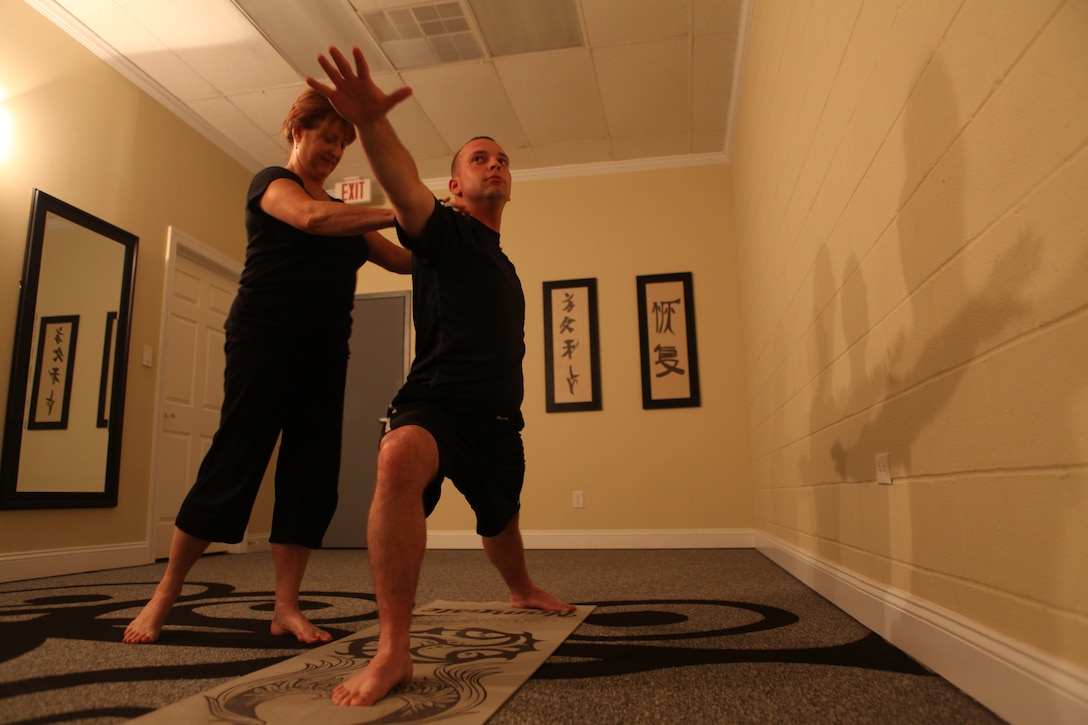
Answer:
[{"left": 336, "top": 178, "right": 372, "bottom": 204}]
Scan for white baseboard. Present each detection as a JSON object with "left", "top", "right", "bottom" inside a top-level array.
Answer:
[
  {"left": 0, "top": 542, "right": 151, "bottom": 583},
  {"left": 426, "top": 528, "right": 755, "bottom": 550},
  {"left": 755, "top": 533, "right": 1088, "bottom": 725},
  {"left": 0, "top": 533, "right": 275, "bottom": 583}
]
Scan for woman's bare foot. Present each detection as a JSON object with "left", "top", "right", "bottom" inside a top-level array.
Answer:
[
  {"left": 122, "top": 593, "right": 175, "bottom": 644},
  {"left": 511, "top": 585, "right": 576, "bottom": 614},
  {"left": 332, "top": 650, "right": 414, "bottom": 706},
  {"left": 271, "top": 607, "right": 333, "bottom": 644}
]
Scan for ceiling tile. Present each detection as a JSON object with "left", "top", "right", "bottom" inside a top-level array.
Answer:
[
  {"left": 56, "top": 0, "right": 152, "bottom": 54},
  {"left": 595, "top": 39, "right": 691, "bottom": 138},
  {"left": 115, "top": 0, "right": 249, "bottom": 47},
  {"left": 692, "top": 129, "right": 727, "bottom": 154},
  {"left": 187, "top": 96, "right": 282, "bottom": 165},
  {"left": 116, "top": 0, "right": 298, "bottom": 94},
  {"left": 179, "top": 40, "right": 299, "bottom": 97},
  {"left": 234, "top": 0, "right": 390, "bottom": 78},
  {"left": 505, "top": 144, "right": 539, "bottom": 173},
  {"left": 347, "top": 0, "right": 433, "bottom": 13},
  {"left": 54, "top": 0, "right": 220, "bottom": 100},
  {"left": 228, "top": 84, "right": 308, "bottom": 144},
  {"left": 531, "top": 139, "right": 615, "bottom": 168},
  {"left": 415, "top": 155, "right": 458, "bottom": 182},
  {"left": 133, "top": 50, "right": 221, "bottom": 102},
  {"left": 581, "top": 0, "right": 692, "bottom": 47},
  {"left": 495, "top": 50, "right": 607, "bottom": 146},
  {"left": 693, "top": 34, "right": 735, "bottom": 134},
  {"left": 468, "top": 0, "right": 582, "bottom": 56},
  {"left": 385, "top": 93, "right": 460, "bottom": 161},
  {"left": 401, "top": 62, "right": 526, "bottom": 154},
  {"left": 611, "top": 132, "right": 691, "bottom": 161}
]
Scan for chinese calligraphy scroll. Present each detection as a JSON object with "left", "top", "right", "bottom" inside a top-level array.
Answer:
[
  {"left": 637, "top": 273, "right": 700, "bottom": 409},
  {"left": 543, "top": 278, "right": 602, "bottom": 412},
  {"left": 27, "top": 315, "right": 80, "bottom": 429}
]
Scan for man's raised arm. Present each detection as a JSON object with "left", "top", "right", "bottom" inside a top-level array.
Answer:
[{"left": 307, "top": 47, "right": 436, "bottom": 238}]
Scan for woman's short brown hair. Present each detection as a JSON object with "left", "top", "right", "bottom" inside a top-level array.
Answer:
[{"left": 280, "top": 89, "right": 356, "bottom": 148}]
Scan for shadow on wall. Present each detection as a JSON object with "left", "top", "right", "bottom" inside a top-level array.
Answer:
[{"left": 802, "top": 53, "right": 1085, "bottom": 604}]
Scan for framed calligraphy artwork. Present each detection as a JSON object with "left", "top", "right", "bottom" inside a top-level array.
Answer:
[
  {"left": 543, "top": 278, "right": 602, "bottom": 413},
  {"left": 637, "top": 272, "right": 700, "bottom": 409},
  {"left": 27, "top": 315, "right": 80, "bottom": 430}
]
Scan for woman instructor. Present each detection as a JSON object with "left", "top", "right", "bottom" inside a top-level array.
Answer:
[{"left": 124, "top": 90, "right": 409, "bottom": 645}]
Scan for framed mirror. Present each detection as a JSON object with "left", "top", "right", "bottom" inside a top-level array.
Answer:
[{"left": 1, "top": 190, "right": 138, "bottom": 508}]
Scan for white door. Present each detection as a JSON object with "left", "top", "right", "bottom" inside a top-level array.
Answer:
[{"left": 153, "top": 252, "right": 238, "bottom": 558}]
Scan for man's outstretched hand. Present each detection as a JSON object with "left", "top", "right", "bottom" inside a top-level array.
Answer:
[{"left": 306, "top": 46, "right": 413, "bottom": 126}]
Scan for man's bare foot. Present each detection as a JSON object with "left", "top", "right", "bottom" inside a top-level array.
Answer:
[
  {"left": 271, "top": 608, "right": 333, "bottom": 644},
  {"left": 332, "top": 651, "right": 414, "bottom": 706},
  {"left": 122, "top": 594, "right": 175, "bottom": 644},
  {"left": 511, "top": 585, "right": 577, "bottom": 614}
]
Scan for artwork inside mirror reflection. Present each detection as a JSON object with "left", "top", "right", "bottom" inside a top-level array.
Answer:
[{"left": 1, "top": 190, "right": 137, "bottom": 508}]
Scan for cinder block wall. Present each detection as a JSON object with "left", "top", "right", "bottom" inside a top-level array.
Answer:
[{"left": 731, "top": 0, "right": 1087, "bottom": 667}]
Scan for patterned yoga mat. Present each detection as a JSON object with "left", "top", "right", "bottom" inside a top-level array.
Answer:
[{"left": 130, "top": 600, "right": 593, "bottom": 725}]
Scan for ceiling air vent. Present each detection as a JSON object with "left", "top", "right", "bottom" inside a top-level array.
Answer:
[{"left": 362, "top": 2, "right": 484, "bottom": 69}]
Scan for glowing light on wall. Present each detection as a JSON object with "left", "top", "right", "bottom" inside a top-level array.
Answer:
[{"left": 0, "top": 104, "right": 12, "bottom": 163}]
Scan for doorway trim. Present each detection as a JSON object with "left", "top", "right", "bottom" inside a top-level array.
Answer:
[
  {"left": 143, "top": 227, "right": 242, "bottom": 560},
  {"left": 357, "top": 289, "right": 413, "bottom": 382}
]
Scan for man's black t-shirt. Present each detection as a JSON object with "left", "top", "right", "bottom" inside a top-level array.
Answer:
[{"left": 397, "top": 200, "right": 525, "bottom": 418}]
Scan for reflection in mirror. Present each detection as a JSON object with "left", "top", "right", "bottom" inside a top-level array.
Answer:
[{"left": 1, "top": 190, "right": 138, "bottom": 508}]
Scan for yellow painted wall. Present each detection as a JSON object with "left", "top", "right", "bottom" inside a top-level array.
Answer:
[{"left": 731, "top": 0, "right": 1087, "bottom": 668}]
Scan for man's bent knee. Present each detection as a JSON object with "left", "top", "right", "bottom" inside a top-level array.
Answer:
[{"left": 378, "top": 426, "right": 439, "bottom": 484}]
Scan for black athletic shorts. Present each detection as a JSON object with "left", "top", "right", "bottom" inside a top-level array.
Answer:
[{"left": 386, "top": 396, "right": 524, "bottom": 537}]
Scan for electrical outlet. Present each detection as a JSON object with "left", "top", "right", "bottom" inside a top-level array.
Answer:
[
  {"left": 572, "top": 490, "right": 584, "bottom": 508},
  {"left": 876, "top": 453, "right": 892, "bottom": 484}
]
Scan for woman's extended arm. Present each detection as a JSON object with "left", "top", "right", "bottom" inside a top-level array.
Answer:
[
  {"left": 260, "top": 178, "right": 395, "bottom": 236},
  {"left": 364, "top": 231, "right": 411, "bottom": 274}
]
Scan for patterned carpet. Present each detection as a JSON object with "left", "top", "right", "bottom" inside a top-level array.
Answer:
[{"left": 0, "top": 548, "right": 1005, "bottom": 724}]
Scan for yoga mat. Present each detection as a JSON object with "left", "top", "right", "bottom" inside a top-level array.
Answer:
[{"left": 131, "top": 600, "right": 593, "bottom": 724}]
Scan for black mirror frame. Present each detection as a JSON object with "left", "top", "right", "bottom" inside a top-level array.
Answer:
[{"left": 0, "top": 190, "right": 138, "bottom": 509}]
